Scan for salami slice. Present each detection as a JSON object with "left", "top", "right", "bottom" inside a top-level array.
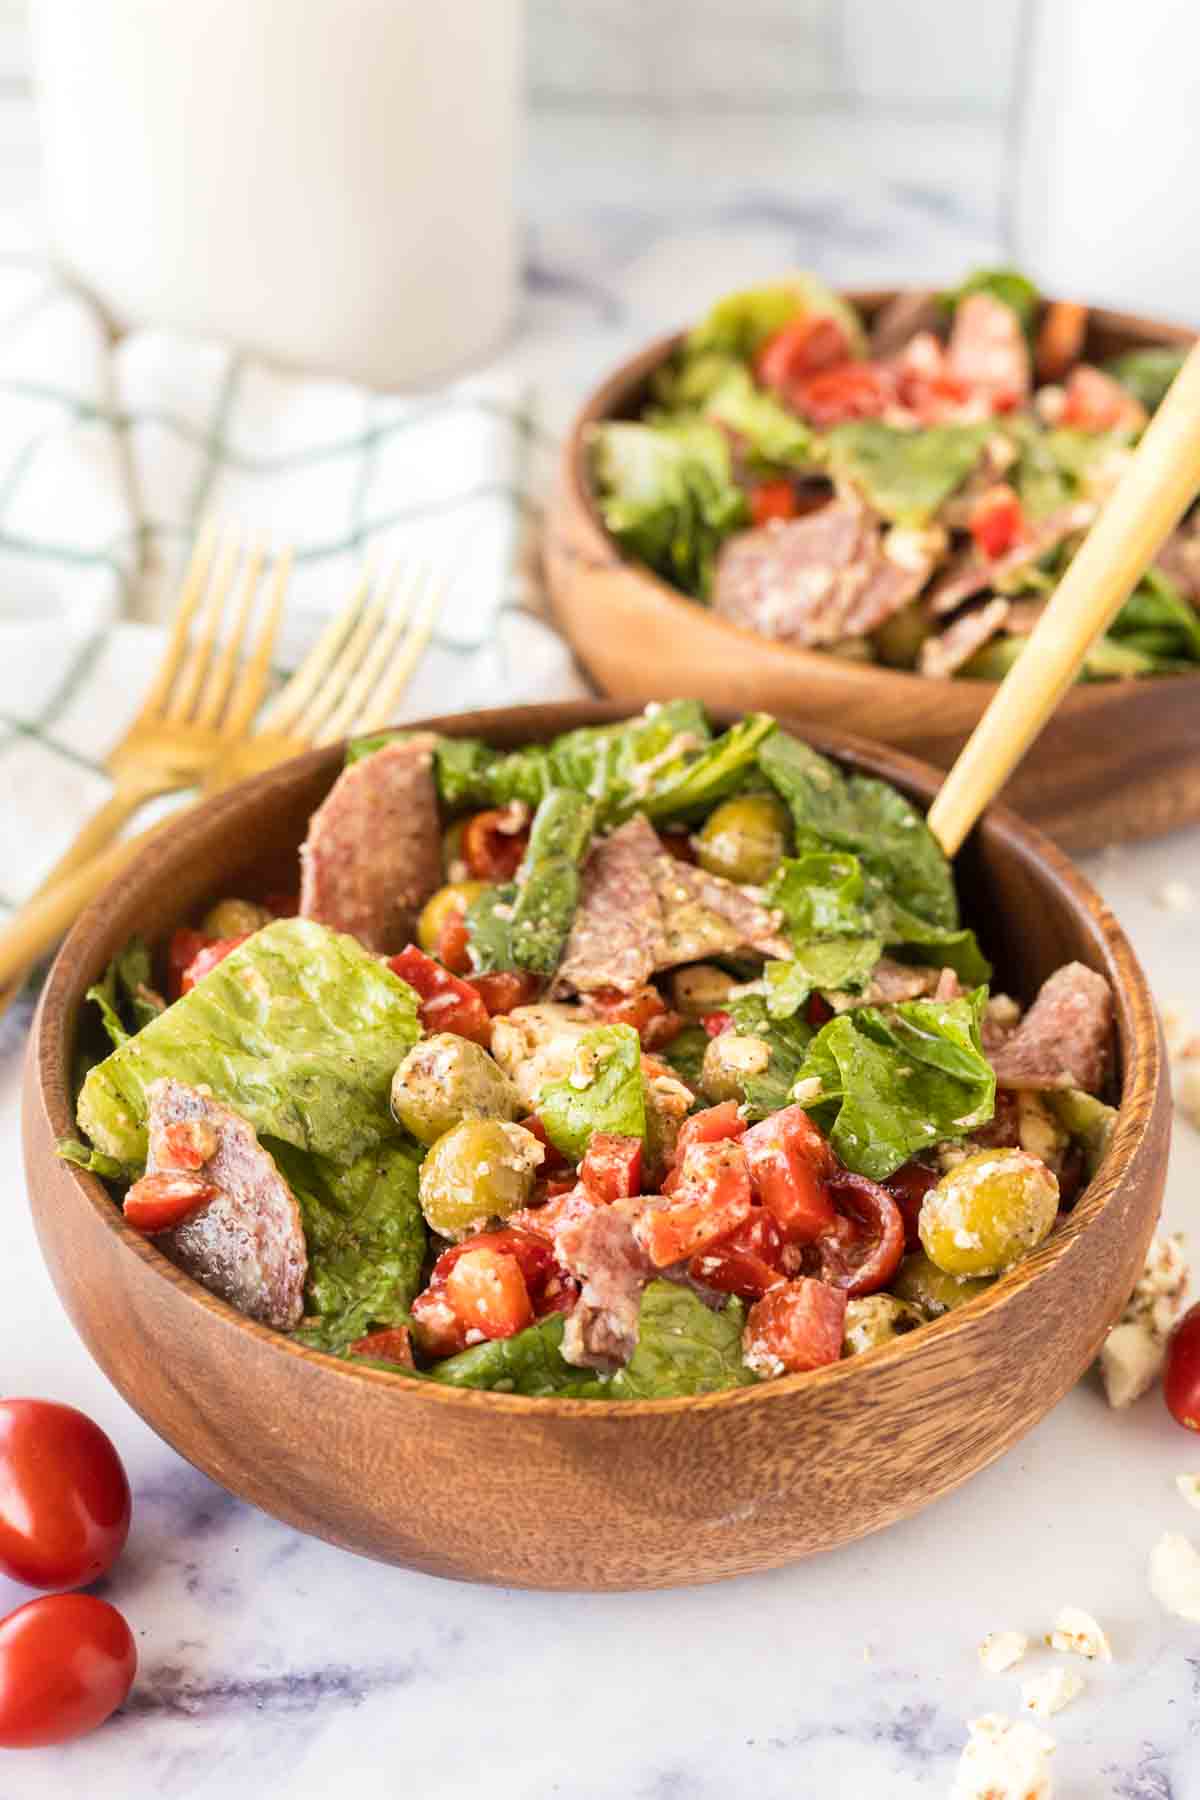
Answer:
[
  {"left": 946, "top": 292, "right": 1031, "bottom": 409},
  {"left": 652, "top": 855, "right": 790, "bottom": 968},
  {"left": 146, "top": 1077, "right": 308, "bottom": 1330},
  {"left": 928, "top": 505, "right": 1094, "bottom": 616},
  {"left": 299, "top": 734, "right": 441, "bottom": 954},
  {"left": 869, "top": 290, "right": 941, "bottom": 359},
  {"left": 987, "top": 963, "right": 1114, "bottom": 1095},
  {"left": 713, "top": 498, "right": 936, "bottom": 648},
  {"left": 555, "top": 1197, "right": 651, "bottom": 1371},
  {"left": 552, "top": 815, "right": 667, "bottom": 996},
  {"left": 918, "top": 597, "right": 1010, "bottom": 679}
]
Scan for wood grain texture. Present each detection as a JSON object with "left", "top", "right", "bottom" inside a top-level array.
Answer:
[
  {"left": 22, "top": 703, "right": 1170, "bottom": 1591},
  {"left": 545, "top": 296, "right": 1200, "bottom": 853}
]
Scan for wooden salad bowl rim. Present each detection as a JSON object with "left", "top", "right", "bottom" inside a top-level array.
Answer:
[
  {"left": 26, "top": 701, "right": 1167, "bottom": 1422},
  {"left": 550, "top": 291, "right": 1200, "bottom": 722}
]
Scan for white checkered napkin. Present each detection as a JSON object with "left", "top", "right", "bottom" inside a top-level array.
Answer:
[{"left": 0, "top": 229, "right": 587, "bottom": 972}]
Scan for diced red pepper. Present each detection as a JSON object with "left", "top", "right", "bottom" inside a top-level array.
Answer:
[
  {"left": 1060, "top": 364, "right": 1146, "bottom": 435},
  {"left": 443, "top": 1247, "right": 533, "bottom": 1340},
  {"left": 744, "top": 1278, "right": 847, "bottom": 1374},
  {"left": 640, "top": 1139, "right": 753, "bottom": 1267},
  {"left": 675, "top": 1102, "right": 747, "bottom": 1155},
  {"left": 585, "top": 985, "right": 683, "bottom": 1051},
  {"left": 743, "top": 1104, "right": 837, "bottom": 1244},
  {"left": 436, "top": 907, "right": 473, "bottom": 976},
  {"left": 470, "top": 970, "right": 542, "bottom": 1016},
  {"left": 689, "top": 1207, "right": 786, "bottom": 1299},
  {"left": 387, "top": 944, "right": 492, "bottom": 1047},
  {"left": 123, "top": 1170, "right": 219, "bottom": 1234},
  {"left": 968, "top": 483, "right": 1026, "bottom": 561},
  {"left": 166, "top": 928, "right": 211, "bottom": 1001},
  {"left": 580, "top": 1133, "right": 643, "bottom": 1202},
  {"left": 462, "top": 808, "right": 530, "bottom": 882},
  {"left": 702, "top": 1010, "right": 733, "bottom": 1038},
  {"left": 750, "top": 479, "right": 799, "bottom": 527},
  {"left": 792, "top": 362, "right": 894, "bottom": 427},
  {"left": 348, "top": 1325, "right": 414, "bottom": 1367},
  {"left": 180, "top": 933, "right": 251, "bottom": 995},
  {"left": 509, "top": 1184, "right": 598, "bottom": 1245},
  {"left": 884, "top": 1158, "right": 941, "bottom": 1253},
  {"left": 753, "top": 315, "right": 852, "bottom": 397}
]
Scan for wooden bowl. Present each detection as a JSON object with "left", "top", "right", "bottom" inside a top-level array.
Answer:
[
  {"left": 22, "top": 703, "right": 1170, "bottom": 1591},
  {"left": 545, "top": 295, "right": 1200, "bottom": 852}
]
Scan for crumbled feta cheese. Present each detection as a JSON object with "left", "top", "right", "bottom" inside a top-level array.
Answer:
[
  {"left": 978, "top": 1631, "right": 1029, "bottom": 1673},
  {"left": 951, "top": 1714, "right": 1055, "bottom": 1800},
  {"left": 791, "top": 1076, "right": 824, "bottom": 1105},
  {"left": 1161, "top": 1007, "right": 1200, "bottom": 1062},
  {"left": 1149, "top": 1532, "right": 1200, "bottom": 1621},
  {"left": 1100, "top": 1321, "right": 1166, "bottom": 1409},
  {"left": 1022, "top": 1667, "right": 1083, "bottom": 1718},
  {"left": 1156, "top": 880, "right": 1196, "bottom": 914},
  {"left": 1046, "top": 1605, "right": 1112, "bottom": 1662},
  {"left": 1122, "top": 1233, "right": 1190, "bottom": 1338},
  {"left": 1176, "top": 1474, "right": 1200, "bottom": 1512}
]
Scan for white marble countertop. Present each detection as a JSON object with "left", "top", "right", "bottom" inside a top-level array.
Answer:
[{"left": 2, "top": 94, "right": 1200, "bottom": 1799}]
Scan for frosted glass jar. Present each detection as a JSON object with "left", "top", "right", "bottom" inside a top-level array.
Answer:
[{"left": 30, "top": 0, "right": 522, "bottom": 387}]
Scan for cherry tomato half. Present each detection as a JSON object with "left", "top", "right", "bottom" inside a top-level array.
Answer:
[
  {"left": 0, "top": 1594, "right": 135, "bottom": 1748},
  {"left": 0, "top": 1400, "right": 131, "bottom": 1591},
  {"left": 816, "top": 1171, "right": 905, "bottom": 1296},
  {"left": 1165, "top": 1304, "right": 1200, "bottom": 1433},
  {"left": 461, "top": 809, "right": 530, "bottom": 882}
]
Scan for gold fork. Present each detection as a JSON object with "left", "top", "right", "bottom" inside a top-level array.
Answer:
[
  {"left": 34, "top": 523, "right": 290, "bottom": 896},
  {"left": 0, "top": 562, "right": 442, "bottom": 1002}
]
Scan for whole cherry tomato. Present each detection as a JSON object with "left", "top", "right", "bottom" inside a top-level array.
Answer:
[
  {"left": 0, "top": 1400, "right": 131, "bottom": 1590},
  {"left": 1165, "top": 1304, "right": 1200, "bottom": 1432},
  {"left": 0, "top": 1594, "right": 136, "bottom": 1748}
]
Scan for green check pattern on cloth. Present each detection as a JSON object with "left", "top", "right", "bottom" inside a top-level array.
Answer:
[{"left": 0, "top": 243, "right": 587, "bottom": 982}]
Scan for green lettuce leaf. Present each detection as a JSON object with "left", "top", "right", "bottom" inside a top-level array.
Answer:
[
  {"left": 426, "top": 1312, "right": 579, "bottom": 1393},
  {"left": 637, "top": 714, "right": 777, "bottom": 822},
  {"left": 276, "top": 1140, "right": 426, "bottom": 1354},
  {"left": 1104, "top": 345, "right": 1187, "bottom": 413},
  {"left": 826, "top": 421, "right": 990, "bottom": 527},
  {"left": 535, "top": 1023, "right": 646, "bottom": 1162},
  {"left": 84, "top": 933, "right": 162, "bottom": 1049},
  {"left": 685, "top": 275, "right": 866, "bottom": 360},
  {"left": 1109, "top": 568, "right": 1200, "bottom": 663},
  {"left": 547, "top": 700, "right": 711, "bottom": 823},
  {"left": 76, "top": 918, "right": 420, "bottom": 1169},
  {"left": 56, "top": 1136, "right": 132, "bottom": 1183},
  {"left": 509, "top": 789, "right": 595, "bottom": 975},
  {"left": 726, "top": 995, "right": 814, "bottom": 1119},
  {"left": 767, "top": 852, "right": 871, "bottom": 939},
  {"left": 794, "top": 989, "right": 995, "bottom": 1179},
  {"left": 762, "top": 937, "right": 883, "bottom": 1020},
  {"left": 658, "top": 1023, "right": 709, "bottom": 1095},
  {"left": 702, "top": 368, "right": 815, "bottom": 471},
  {"left": 591, "top": 417, "right": 748, "bottom": 598},
  {"left": 464, "top": 882, "right": 518, "bottom": 974},
  {"left": 869, "top": 896, "right": 991, "bottom": 987},
  {"left": 86, "top": 960, "right": 130, "bottom": 1050},
  {"left": 940, "top": 267, "right": 1040, "bottom": 333}
]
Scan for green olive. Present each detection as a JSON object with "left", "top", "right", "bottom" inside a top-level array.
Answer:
[
  {"left": 418, "top": 1118, "right": 543, "bottom": 1239},
  {"left": 892, "top": 1250, "right": 992, "bottom": 1317},
  {"left": 918, "top": 1148, "right": 1059, "bottom": 1279},
  {"left": 391, "top": 1034, "right": 520, "bottom": 1146},
  {"left": 695, "top": 793, "right": 791, "bottom": 887},
  {"left": 200, "top": 897, "right": 273, "bottom": 938},
  {"left": 416, "top": 880, "right": 488, "bottom": 955},
  {"left": 668, "top": 964, "right": 738, "bottom": 1018},
  {"left": 872, "top": 600, "right": 931, "bottom": 669},
  {"left": 843, "top": 1294, "right": 925, "bottom": 1355},
  {"left": 700, "top": 1032, "right": 770, "bottom": 1103}
]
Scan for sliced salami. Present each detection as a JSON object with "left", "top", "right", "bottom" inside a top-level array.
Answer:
[
  {"left": 918, "top": 597, "right": 1010, "bottom": 679},
  {"left": 928, "top": 505, "right": 1094, "bottom": 616},
  {"left": 299, "top": 734, "right": 441, "bottom": 954},
  {"left": 147, "top": 1077, "right": 308, "bottom": 1330},
  {"left": 552, "top": 815, "right": 667, "bottom": 996},
  {"left": 869, "top": 290, "right": 941, "bottom": 359},
  {"left": 713, "top": 498, "right": 936, "bottom": 648},
  {"left": 555, "top": 1197, "right": 651, "bottom": 1371},
  {"left": 651, "top": 855, "right": 790, "bottom": 968},
  {"left": 946, "top": 292, "right": 1031, "bottom": 410},
  {"left": 987, "top": 963, "right": 1114, "bottom": 1095}
]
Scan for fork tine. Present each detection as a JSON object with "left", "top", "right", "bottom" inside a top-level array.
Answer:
[
  {"left": 222, "top": 548, "right": 292, "bottom": 741},
  {"left": 165, "top": 529, "right": 242, "bottom": 723},
  {"left": 313, "top": 564, "right": 413, "bottom": 745},
  {"left": 135, "top": 520, "right": 219, "bottom": 720},
  {"left": 194, "top": 540, "right": 264, "bottom": 728},
  {"left": 258, "top": 574, "right": 371, "bottom": 734},
  {"left": 324, "top": 566, "right": 443, "bottom": 743},
  {"left": 293, "top": 578, "right": 389, "bottom": 742}
]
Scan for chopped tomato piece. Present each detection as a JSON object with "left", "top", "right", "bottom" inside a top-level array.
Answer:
[
  {"left": 348, "top": 1325, "right": 414, "bottom": 1367},
  {"left": 580, "top": 1133, "right": 643, "bottom": 1202},
  {"left": 743, "top": 1104, "right": 837, "bottom": 1243},
  {"left": 387, "top": 944, "right": 492, "bottom": 1046},
  {"left": 744, "top": 1278, "right": 846, "bottom": 1374},
  {"left": 816, "top": 1172, "right": 905, "bottom": 1296},
  {"left": 1060, "top": 364, "right": 1146, "bottom": 434},
  {"left": 657, "top": 828, "right": 696, "bottom": 865},
  {"left": 409, "top": 1288, "right": 469, "bottom": 1358},
  {"left": 123, "top": 1170, "right": 218, "bottom": 1234},
  {"left": 689, "top": 1207, "right": 786, "bottom": 1299},
  {"left": 792, "top": 362, "right": 893, "bottom": 428},
  {"left": 427, "top": 1228, "right": 574, "bottom": 1321},
  {"left": 436, "top": 908, "right": 472, "bottom": 976},
  {"left": 470, "top": 970, "right": 541, "bottom": 1015},
  {"left": 180, "top": 933, "right": 250, "bottom": 995},
  {"left": 166, "top": 928, "right": 211, "bottom": 1001},
  {"left": 891, "top": 332, "right": 971, "bottom": 423},
  {"left": 753, "top": 315, "right": 852, "bottom": 397},
  {"left": 702, "top": 1010, "right": 733, "bottom": 1038},
  {"left": 461, "top": 808, "right": 530, "bottom": 882},
  {"left": 519, "top": 1113, "right": 569, "bottom": 1176},
  {"left": 749, "top": 479, "right": 799, "bottom": 527},
  {"left": 675, "top": 1101, "right": 747, "bottom": 1156},
  {"left": 969, "top": 484, "right": 1026, "bottom": 561},
  {"left": 585, "top": 985, "right": 683, "bottom": 1050},
  {"left": 443, "top": 1247, "right": 533, "bottom": 1340},
  {"left": 884, "top": 1159, "right": 940, "bottom": 1253},
  {"left": 640, "top": 1139, "right": 753, "bottom": 1267},
  {"left": 509, "top": 1184, "right": 598, "bottom": 1245},
  {"left": 159, "top": 1118, "right": 217, "bottom": 1171}
]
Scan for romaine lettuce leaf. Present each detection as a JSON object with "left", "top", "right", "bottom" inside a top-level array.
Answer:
[
  {"left": 685, "top": 275, "right": 866, "bottom": 360},
  {"left": 56, "top": 1136, "right": 132, "bottom": 1183},
  {"left": 548, "top": 700, "right": 712, "bottom": 823},
  {"left": 426, "top": 1312, "right": 579, "bottom": 1393},
  {"left": 794, "top": 990, "right": 995, "bottom": 1179},
  {"left": 1104, "top": 345, "right": 1187, "bottom": 414},
  {"left": 767, "top": 852, "right": 871, "bottom": 939},
  {"left": 76, "top": 918, "right": 420, "bottom": 1169},
  {"left": 940, "top": 267, "right": 1040, "bottom": 333},
  {"left": 535, "top": 1023, "right": 646, "bottom": 1161},
  {"left": 637, "top": 714, "right": 777, "bottom": 822},
  {"left": 464, "top": 882, "right": 518, "bottom": 974},
  {"left": 762, "top": 937, "right": 883, "bottom": 1020},
  {"left": 826, "top": 421, "right": 990, "bottom": 527},
  {"left": 510, "top": 789, "right": 595, "bottom": 975},
  {"left": 702, "top": 368, "right": 816, "bottom": 471},
  {"left": 726, "top": 995, "right": 814, "bottom": 1119},
  {"left": 657, "top": 1023, "right": 709, "bottom": 1095},
  {"left": 276, "top": 1139, "right": 426, "bottom": 1354},
  {"left": 85, "top": 934, "right": 162, "bottom": 1049},
  {"left": 1109, "top": 568, "right": 1200, "bottom": 663},
  {"left": 591, "top": 417, "right": 748, "bottom": 598}
]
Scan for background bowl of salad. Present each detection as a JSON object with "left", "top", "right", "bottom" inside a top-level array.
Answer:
[
  {"left": 22, "top": 702, "right": 1170, "bottom": 1590},
  {"left": 546, "top": 273, "right": 1200, "bottom": 852}
]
